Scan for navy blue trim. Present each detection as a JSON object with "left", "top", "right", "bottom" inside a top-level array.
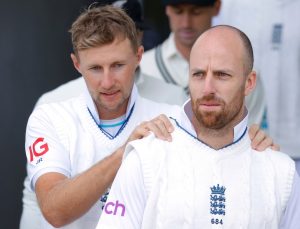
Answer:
[
  {"left": 87, "top": 104, "right": 135, "bottom": 140},
  {"left": 169, "top": 117, "right": 248, "bottom": 150}
]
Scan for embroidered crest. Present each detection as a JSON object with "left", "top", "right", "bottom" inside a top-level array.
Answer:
[{"left": 210, "top": 184, "right": 226, "bottom": 225}]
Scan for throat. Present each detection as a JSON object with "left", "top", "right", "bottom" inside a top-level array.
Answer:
[{"left": 197, "top": 127, "right": 234, "bottom": 150}]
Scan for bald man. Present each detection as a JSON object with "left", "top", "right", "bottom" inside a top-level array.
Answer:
[{"left": 97, "top": 25, "right": 300, "bottom": 229}]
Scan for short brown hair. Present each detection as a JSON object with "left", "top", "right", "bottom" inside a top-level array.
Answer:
[{"left": 69, "top": 5, "right": 139, "bottom": 54}]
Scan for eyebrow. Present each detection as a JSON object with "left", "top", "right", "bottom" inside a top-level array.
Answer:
[{"left": 190, "top": 68, "right": 234, "bottom": 74}]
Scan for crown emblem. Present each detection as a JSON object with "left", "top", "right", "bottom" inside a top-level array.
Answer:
[{"left": 210, "top": 184, "right": 226, "bottom": 195}]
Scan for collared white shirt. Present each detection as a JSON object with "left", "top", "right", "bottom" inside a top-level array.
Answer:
[{"left": 140, "top": 33, "right": 189, "bottom": 88}]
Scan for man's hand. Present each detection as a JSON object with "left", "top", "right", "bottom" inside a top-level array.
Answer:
[
  {"left": 126, "top": 114, "right": 174, "bottom": 144},
  {"left": 249, "top": 124, "right": 280, "bottom": 151}
]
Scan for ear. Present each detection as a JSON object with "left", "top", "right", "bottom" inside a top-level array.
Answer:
[
  {"left": 165, "top": 5, "right": 171, "bottom": 17},
  {"left": 136, "top": 45, "right": 144, "bottom": 65},
  {"left": 213, "top": 0, "right": 222, "bottom": 16},
  {"left": 244, "top": 71, "right": 257, "bottom": 96},
  {"left": 70, "top": 53, "right": 81, "bottom": 73}
]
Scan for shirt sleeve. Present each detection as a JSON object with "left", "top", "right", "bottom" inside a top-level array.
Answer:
[
  {"left": 25, "top": 106, "right": 71, "bottom": 191},
  {"left": 279, "top": 172, "right": 300, "bottom": 229},
  {"left": 96, "top": 150, "right": 146, "bottom": 229}
]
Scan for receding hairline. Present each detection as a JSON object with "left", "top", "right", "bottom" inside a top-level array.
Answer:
[{"left": 193, "top": 25, "right": 254, "bottom": 75}]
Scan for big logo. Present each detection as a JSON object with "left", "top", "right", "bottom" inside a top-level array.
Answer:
[{"left": 29, "top": 137, "right": 49, "bottom": 162}]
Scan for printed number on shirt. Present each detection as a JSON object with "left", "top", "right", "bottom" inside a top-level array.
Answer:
[
  {"left": 28, "top": 137, "right": 49, "bottom": 163},
  {"left": 211, "top": 218, "right": 223, "bottom": 225}
]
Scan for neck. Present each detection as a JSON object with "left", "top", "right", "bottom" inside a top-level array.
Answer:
[
  {"left": 98, "top": 101, "right": 129, "bottom": 120},
  {"left": 192, "top": 107, "right": 247, "bottom": 150}
]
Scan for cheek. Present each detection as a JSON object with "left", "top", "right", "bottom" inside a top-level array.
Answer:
[
  {"left": 226, "top": 88, "right": 245, "bottom": 106},
  {"left": 194, "top": 15, "right": 210, "bottom": 30},
  {"left": 120, "top": 69, "right": 135, "bottom": 88},
  {"left": 189, "top": 80, "right": 204, "bottom": 96}
]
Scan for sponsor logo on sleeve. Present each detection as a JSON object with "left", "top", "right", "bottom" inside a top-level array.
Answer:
[
  {"left": 28, "top": 137, "right": 49, "bottom": 163},
  {"left": 104, "top": 200, "right": 125, "bottom": 217}
]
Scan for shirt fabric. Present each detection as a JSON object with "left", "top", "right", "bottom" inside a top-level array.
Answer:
[
  {"left": 20, "top": 73, "right": 185, "bottom": 229},
  {"left": 140, "top": 33, "right": 265, "bottom": 126},
  {"left": 97, "top": 102, "right": 299, "bottom": 229},
  {"left": 25, "top": 85, "right": 181, "bottom": 229}
]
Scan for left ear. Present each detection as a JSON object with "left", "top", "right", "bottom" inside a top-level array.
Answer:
[{"left": 244, "top": 71, "right": 257, "bottom": 96}]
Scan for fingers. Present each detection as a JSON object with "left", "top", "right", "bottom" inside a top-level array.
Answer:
[
  {"left": 252, "top": 134, "right": 272, "bottom": 151},
  {"left": 270, "top": 143, "right": 280, "bottom": 151},
  {"left": 248, "top": 124, "right": 280, "bottom": 151},
  {"left": 248, "top": 124, "right": 260, "bottom": 140},
  {"left": 127, "top": 114, "right": 174, "bottom": 144},
  {"left": 127, "top": 121, "right": 151, "bottom": 143},
  {"left": 145, "top": 114, "right": 174, "bottom": 141}
]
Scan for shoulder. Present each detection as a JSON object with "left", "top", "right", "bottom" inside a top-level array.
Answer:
[
  {"left": 252, "top": 148, "right": 295, "bottom": 199},
  {"left": 124, "top": 122, "right": 188, "bottom": 162},
  {"left": 263, "top": 148, "right": 295, "bottom": 170},
  {"left": 251, "top": 148, "right": 295, "bottom": 174},
  {"left": 135, "top": 96, "right": 181, "bottom": 118},
  {"left": 36, "top": 77, "right": 85, "bottom": 106},
  {"left": 125, "top": 133, "right": 166, "bottom": 160},
  {"left": 28, "top": 96, "right": 83, "bottom": 129},
  {"left": 137, "top": 75, "right": 187, "bottom": 105}
]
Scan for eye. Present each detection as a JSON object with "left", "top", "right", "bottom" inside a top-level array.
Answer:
[
  {"left": 173, "top": 7, "right": 183, "bottom": 14},
  {"left": 191, "top": 8, "right": 204, "bottom": 15},
  {"left": 113, "top": 63, "right": 124, "bottom": 68},
  {"left": 89, "top": 66, "right": 102, "bottom": 71},
  {"left": 192, "top": 71, "right": 205, "bottom": 78},
  {"left": 216, "top": 72, "right": 231, "bottom": 79}
]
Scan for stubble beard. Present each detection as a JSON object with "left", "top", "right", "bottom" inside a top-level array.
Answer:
[{"left": 192, "top": 91, "right": 244, "bottom": 131}]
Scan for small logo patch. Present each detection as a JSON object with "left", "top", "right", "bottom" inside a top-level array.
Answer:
[{"left": 28, "top": 137, "right": 49, "bottom": 162}]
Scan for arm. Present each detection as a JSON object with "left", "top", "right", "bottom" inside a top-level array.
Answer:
[
  {"left": 96, "top": 151, "right": 146, "bottom": 229},
  {"left": 30, "top": 113, "right": 172, "bottom": 227},
  {"left": 35, "top": 147, "right": 123, "bottom": 227}
]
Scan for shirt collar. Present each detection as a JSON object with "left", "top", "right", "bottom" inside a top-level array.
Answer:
[
  {"left": 181, "top": 99, "right": 248, "bottom": 142},
  {"left": 164, "top": 33, "right": 183, "bottom": 60},
  {"left": 84, "top": 81, "right": 138, "bottom": 125}
]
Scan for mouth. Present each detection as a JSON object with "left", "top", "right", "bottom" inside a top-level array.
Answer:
[
  {"left": 178, "top": 30, "right": 196, "bottom": 40},
  {"left": 100, "top": 91, "right": 120, "bottom": 99},
  {"left": 199, "top": 102, "right": 221, "bottom": 112}
]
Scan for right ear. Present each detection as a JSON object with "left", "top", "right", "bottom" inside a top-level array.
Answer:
[{"left": 70, "top": 53, "right": 81, "bottom": 73}]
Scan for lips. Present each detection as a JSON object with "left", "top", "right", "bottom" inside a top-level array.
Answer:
[
  {"left": 201, "top": 102, "right": 220, "bottom": 106},
  {"left": 100, "top": 90, "right": 120, "bottom": 99},
  {"left": 178, "top": 29, "right": 196, "bottom": 40},
  {"left": 198, "top": 99, "right": 222, "bottom": 112}
]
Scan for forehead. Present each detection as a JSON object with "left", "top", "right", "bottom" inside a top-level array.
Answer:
[
  {"left": 171, "top": 3, "right": 210, "bottom": 10},
  {"left": 190, "top": 29, "right": 245, "bottom": 68},
  {"left": 77, "top": 38, "right": 135, "bottom": 63},
  {"left": 168, "top": 4, "right": 212, "bottom": 12}
]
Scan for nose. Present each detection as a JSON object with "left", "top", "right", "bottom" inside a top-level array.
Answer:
[
  {"left": 203, "top": 74, "right": 216, "bottom": 95},
  {"left": 181, "top": 13, "right": 192, "bottom": 28},
  {"left": 101, "top": 70, "right": 114, "bottom": 89}
]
